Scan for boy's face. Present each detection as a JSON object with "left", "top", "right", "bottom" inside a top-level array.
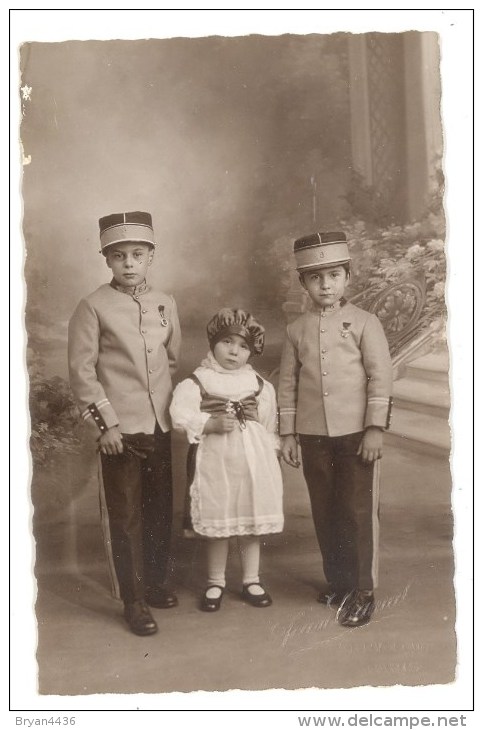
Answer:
[
  {"left": 300, "top": 265, "right": 349, "bottom": 308},
  {"left": 105, "top": 242, "right": 154, "bottom": 288},
  {"left": 213, "top": 334, "right": 251, "bottom": 370}
]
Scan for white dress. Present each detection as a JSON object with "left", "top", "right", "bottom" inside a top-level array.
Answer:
[{"left": 170, "top": 352, "right": 284, "bottom": 538}]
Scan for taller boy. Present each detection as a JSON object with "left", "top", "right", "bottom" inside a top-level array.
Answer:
[
  {"left": 279, "top": 232, "right": 392, "bottom": 627},
  {"left": 68, "top": 211, "right": 181, "bottom": 636}
]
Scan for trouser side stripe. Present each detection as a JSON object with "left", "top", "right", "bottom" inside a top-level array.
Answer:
[
  {"left": 371, "top": 458, "right": 381, "bottom": 588},
  {"left": 97, "top": 455, "right": 121, "bottom": 600}
]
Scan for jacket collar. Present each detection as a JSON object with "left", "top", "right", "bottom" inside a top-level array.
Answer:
[
  {"left": 110, "top": 278, "right": 149, "bottom": 296},
  {"left": 307, "top": 297, "right": 347, "bottom": 315}
]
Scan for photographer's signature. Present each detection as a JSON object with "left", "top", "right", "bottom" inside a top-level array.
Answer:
[{"left": 269, "top": 583, "right": 412, "bottom": 654}]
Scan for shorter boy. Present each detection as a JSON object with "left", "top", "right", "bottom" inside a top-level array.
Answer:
[
  {"left": 68, "top": 211, "right": 181, "bottom": 636},
  {"left": 279, "top": 232, "right": 392, "bottom": 627}
]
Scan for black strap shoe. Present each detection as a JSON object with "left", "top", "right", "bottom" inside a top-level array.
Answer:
[
  {"left": 200, "top": 585, "right": 224, "bottom": 612},
  {"left": 337, "top": 589, "right": 375, "bottom": 627},
  {"left": 241, "top": 582, "right": 273, "bottom": 607},
  {"left": 317, "top": 587, "right": 351, "bottom": 607},
  {"left": 145, "top": 587, "right": 178, "bottom": 609},
  {"left": 124, "top": 600, "right": 158, "bottom": 636}
]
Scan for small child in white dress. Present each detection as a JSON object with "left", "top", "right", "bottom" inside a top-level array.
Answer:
[{"left": 170, "top": 308, "right": 284, "bottom": 612}]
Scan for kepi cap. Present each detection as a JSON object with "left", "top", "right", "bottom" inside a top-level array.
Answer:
[
  {"left": 294, "top": 231, "right": 350, "bottom": 272},
  {"left": 99, "top": 211, "right": 156, "bottom": 253}
]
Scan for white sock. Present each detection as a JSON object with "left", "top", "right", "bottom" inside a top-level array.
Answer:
[
  {"left": 206, "top": 538, "right": 229, "bottom": 594},
  {"left": 238, "top": 536, "right": 264, "bottom": 594}
]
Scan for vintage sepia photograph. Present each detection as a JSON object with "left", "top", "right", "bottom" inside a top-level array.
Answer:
[{"left": 10, "top": 7, "right": 474, "bottom": 717}]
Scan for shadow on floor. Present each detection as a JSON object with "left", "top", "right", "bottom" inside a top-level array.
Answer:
[{"left": 32, "top": 440, "right": 456, "bottom": 696}]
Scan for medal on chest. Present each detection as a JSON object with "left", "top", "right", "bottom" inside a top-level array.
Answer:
[
  {"left": 340, "top": 322, "right": 351, "bottom": 338},
  {"left": 158, "top": 305, "right": 169, "bottom": 327}
]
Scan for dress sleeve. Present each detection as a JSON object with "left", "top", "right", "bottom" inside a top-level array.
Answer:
[
  {"left": 361, "top": 314, "right": 394, "bottom": 429},
  {"left": 257, "top": 379, "right": 280, "bottom": 450},
  {"left": 68, "top": 298, "right": 120, "bottom": 437},
  {"left": 169, "top": 378, "right": 211, "bottom": 444}
]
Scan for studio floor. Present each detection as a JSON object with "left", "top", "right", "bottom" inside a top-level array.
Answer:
[{"left": 31, "top": 435, "right": 456, "bottom": 698}]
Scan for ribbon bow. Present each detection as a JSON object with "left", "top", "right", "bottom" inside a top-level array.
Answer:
[{"left": 226, "top": 400, "right": 247, "bottom": 429}]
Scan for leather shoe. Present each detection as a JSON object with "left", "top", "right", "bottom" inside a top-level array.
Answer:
[
  {"left": 337, "top": 589, "right": 375, "bottom": 627},
  {"left": 241, "top": 582, "right": 272, "bottom": 608},
  {"left": 200, "top": 585, "right": 224, "bottom": 612},
  {"left": 124, "top": 600, "right": 158, "bottom": 636},
  {"left": 317, "top": 588, "right": 350, "bottom": 607},
  {"left": 145, "top": 587, "right": 178, "bottom": 609}
]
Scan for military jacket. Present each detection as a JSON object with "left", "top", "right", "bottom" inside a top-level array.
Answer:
[
  {"left": 68, "top": 281, "right": 181, "bottom": 436},
  {"left": 278, "top": 301, "right": 392, "bottom": 437}
]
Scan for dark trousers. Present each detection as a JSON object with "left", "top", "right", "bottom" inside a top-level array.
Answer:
[
  {"left": 100, "top": 427, "right": 173, "bottom": 603},
  {"left": 299, "top": 432, "right": 380, "bottom": 592}
]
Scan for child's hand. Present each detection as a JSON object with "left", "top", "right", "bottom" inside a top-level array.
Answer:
[
  {"left": 203, "top": 413, "right": 237, "bottom": 435},
  {"left": 98, "top": 426, "right": 124, "bottom": 455},
  {"left": 281, "top": 435, "right": 300, "bottom": 468},
  {"left": 358, "top": 427, "right": 383, "bottom": 463}
]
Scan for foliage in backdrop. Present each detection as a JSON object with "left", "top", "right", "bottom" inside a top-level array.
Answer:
[
  {"left": 265, "top": 161, "right": 446, "bottom": 344},
  {"left": 27, "top": 281, "right": 82, "bottom": 467}
]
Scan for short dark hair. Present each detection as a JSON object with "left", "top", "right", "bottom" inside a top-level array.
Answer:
[
  {"left": 102, "top": 241, "right": 154, "bottom": 258},
  {"left": 300, "top": 262, "right": 351, "bottom": 282}
]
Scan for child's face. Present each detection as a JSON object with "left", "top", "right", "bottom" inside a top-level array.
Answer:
[
  {"left": 300, "top": 265, "right": 349, "bottom": 308},
  {"left": 105, "top": 242, "right": 154, "bottom": 288},
  {"left": 213, "top": 334, "right": 251, "bottom": 370}
]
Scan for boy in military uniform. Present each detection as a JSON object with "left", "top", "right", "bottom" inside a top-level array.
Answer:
[
  {"left": 278, "top": 232, "right": 392, "bottom": 627},
  {"left": 68, "top": 211, "right": 181, "bottom": 636}
]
